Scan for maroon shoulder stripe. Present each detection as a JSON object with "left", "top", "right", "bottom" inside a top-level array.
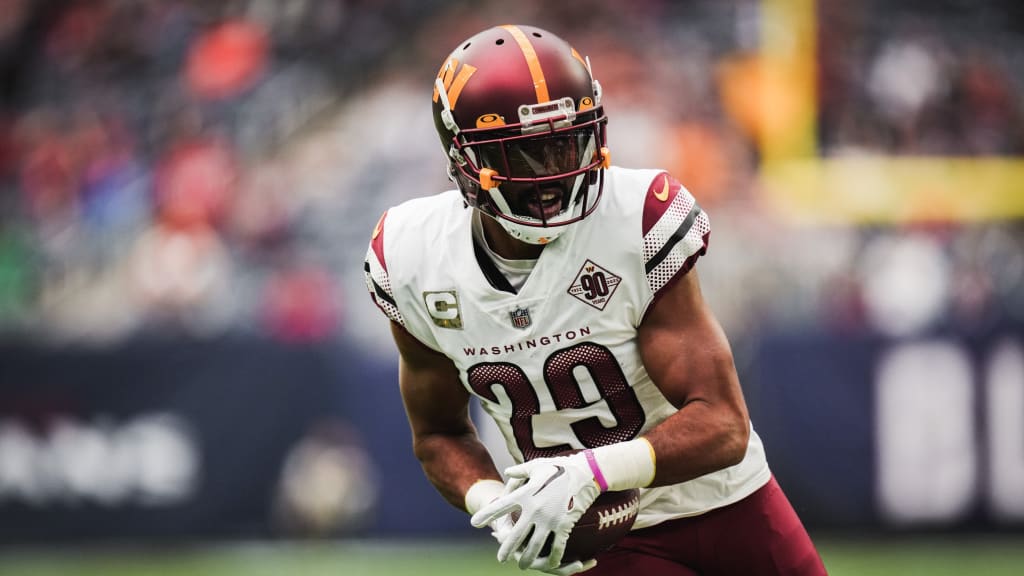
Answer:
[{"left": 642, "top": 172, "right": 683, "bottom": 235}]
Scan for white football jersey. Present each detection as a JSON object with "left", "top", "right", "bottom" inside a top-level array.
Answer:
[{"left": 364, "top": 166, "right": 770, "bottom": 528}]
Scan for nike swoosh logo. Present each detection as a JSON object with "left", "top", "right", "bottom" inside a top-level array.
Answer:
[
  {"left": 532, "top": 465, "right": 565, "bottom": 496},
  {"left": 653, "top": 178, "right": 669, "bottom": 202}
]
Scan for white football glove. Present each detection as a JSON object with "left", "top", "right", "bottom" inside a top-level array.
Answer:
[
  {"left": 471, "top": 453, "right": 601, "bottom": 574},
  {"left": 476, "top": 480, "right": 597, "bottom": 575}
]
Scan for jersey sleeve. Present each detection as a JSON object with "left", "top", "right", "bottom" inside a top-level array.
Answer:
[
  {"left": 640, "top": 172, "right": 710, "bottom": 297},
  {"left": 363, "top": 210, "right": 405, "bottom": 326}
]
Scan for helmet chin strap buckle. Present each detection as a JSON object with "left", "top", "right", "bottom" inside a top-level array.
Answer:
[
  {"left": 599, "top": 147, "right": 611, "bottom": 169},
  {"left": 478, "top": 167, "right": 498, "bottom": 190}
]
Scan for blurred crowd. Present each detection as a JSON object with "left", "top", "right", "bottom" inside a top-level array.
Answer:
[
  {"left": 0, "top": 0, "right": 1021, "bottom": 353},
  {"left": 819, "top": 0, "right": 1024, "bottom": 156},
  {"left": 0, "top": 0, "right": 444, "bottom": 341}
]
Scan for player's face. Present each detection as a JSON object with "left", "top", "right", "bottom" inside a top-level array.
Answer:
[{"left": 477, "top": 130, "right": 590, "bottom": 222}]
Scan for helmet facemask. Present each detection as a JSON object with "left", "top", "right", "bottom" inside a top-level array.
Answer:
[{"left": 445, "top": 96, "right": 609, "bottom": 245}]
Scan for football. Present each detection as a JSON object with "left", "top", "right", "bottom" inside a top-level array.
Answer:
[
  {"left": 516, "top": 488, "right": 641, "bottom": 563},
  {"left": 561, "top": 488, "right": 640, "bottom": 562}
]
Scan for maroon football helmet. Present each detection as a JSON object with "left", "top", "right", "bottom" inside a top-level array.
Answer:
[{"left": 432, "top": 25, "right": 609, "bottom": 245}]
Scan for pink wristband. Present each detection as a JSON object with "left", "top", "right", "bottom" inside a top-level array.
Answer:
[{"left": 584, "top": 449, "right": 609, "bottom": 492}]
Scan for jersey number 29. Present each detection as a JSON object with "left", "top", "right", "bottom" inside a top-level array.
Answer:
[{"left": 467, "top": 342, "right": 645, "bottom": 460}]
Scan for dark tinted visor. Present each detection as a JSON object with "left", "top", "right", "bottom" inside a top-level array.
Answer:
[{"left": 475, "top": 129, "right": 593, "bottom": 179}]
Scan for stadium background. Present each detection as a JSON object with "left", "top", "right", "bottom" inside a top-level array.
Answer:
[{"left": 0, "top": 0, "right": 1022, "bottom": 574}]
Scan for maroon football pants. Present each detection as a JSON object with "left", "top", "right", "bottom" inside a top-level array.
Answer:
[{"left": 588, "top": 476, "right": 827, "bottom": 575}]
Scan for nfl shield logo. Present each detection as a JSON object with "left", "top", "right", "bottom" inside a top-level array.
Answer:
[{"left": 510, "top": 307, "right": 531, "bottom": 329}]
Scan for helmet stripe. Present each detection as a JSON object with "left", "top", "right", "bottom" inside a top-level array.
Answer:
[{"left": 501, "top": 25, "right": 549, "bottom": 103}]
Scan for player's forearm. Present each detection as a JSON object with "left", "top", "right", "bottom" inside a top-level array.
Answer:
[
  {"left": 580, "top": 399, "right": 747, "bottom": 493},
  {"left": 641, "top": 398, "right": 749, "bottom": 487},
  {"left": 636, "top": 309, "right": 752, "bottom": 487},
  {"left": 412, "top": 431, "right": 502, "bottom": 511}
]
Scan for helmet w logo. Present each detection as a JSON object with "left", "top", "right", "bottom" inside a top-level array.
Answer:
[{"left": 433, "top": 58, "right": 476, "bottom": 109}]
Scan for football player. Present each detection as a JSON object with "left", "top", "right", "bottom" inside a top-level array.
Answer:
[{"left": 364, "top": 24, "right": 827, "bottom": 576}]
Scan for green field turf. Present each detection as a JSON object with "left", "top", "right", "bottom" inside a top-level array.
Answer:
[{"left": 0, "top": 536, "right": 1021, "bottom": 576}]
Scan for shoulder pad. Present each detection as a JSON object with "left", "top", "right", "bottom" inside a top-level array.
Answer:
[
  {"left": 641, "top": 172, "right": 710, "bottom": 295},
  {"left": 363, "top": 210, "right": 404, "bottom": 325}
]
